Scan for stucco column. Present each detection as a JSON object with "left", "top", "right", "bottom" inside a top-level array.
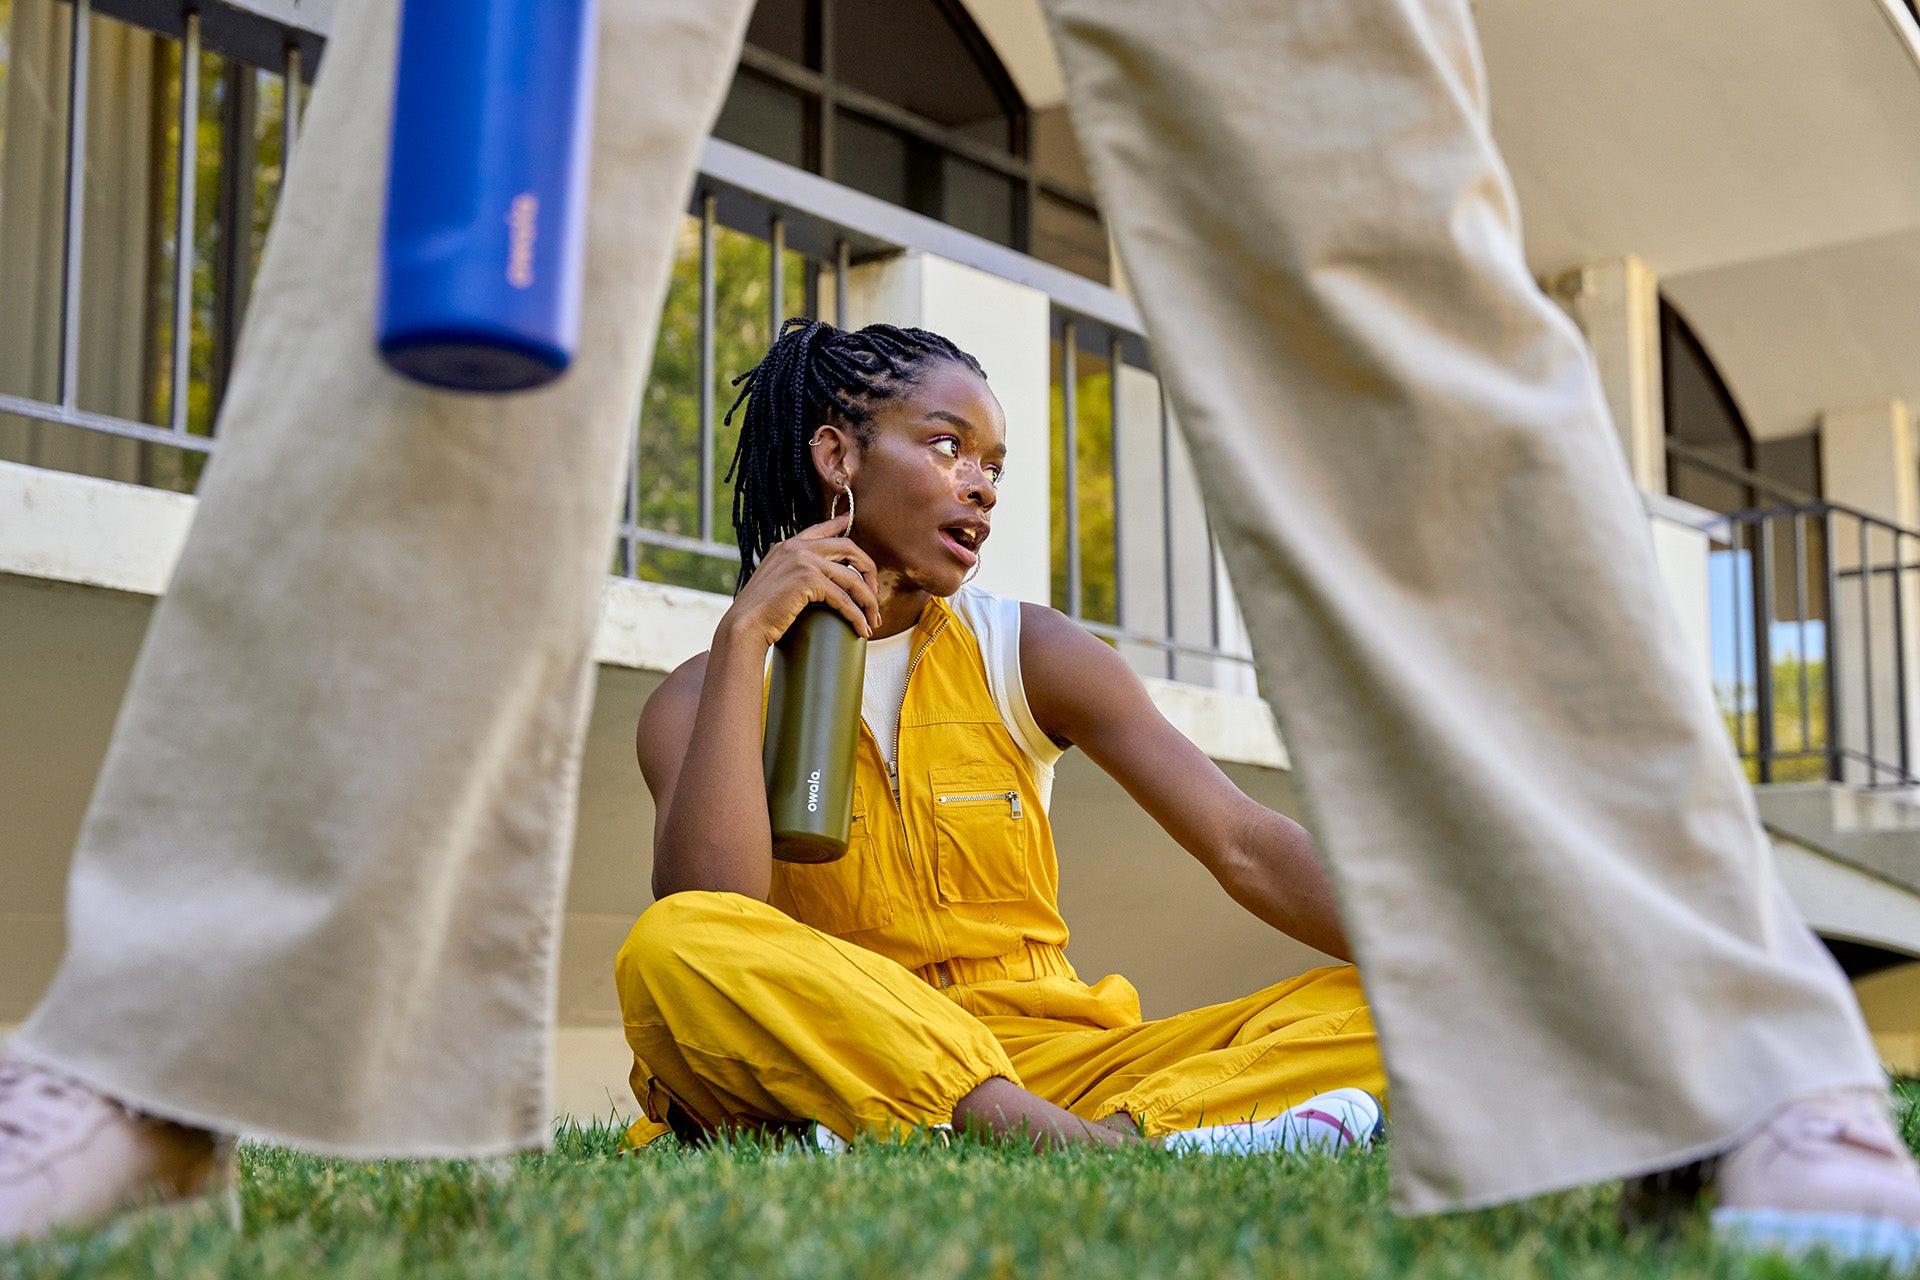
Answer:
[
  {"left": 839, "top": 250, "right": 1052, "bottom": 607},
  {"left": 1822, "top": 402, "right": 1919, "bottom": 530},
  {"left": 1547, "top": 255, "right": 1665, "bottom": 494},
  {"left": 1820, "top": 401, "right": 1920, "bottom": 783}
]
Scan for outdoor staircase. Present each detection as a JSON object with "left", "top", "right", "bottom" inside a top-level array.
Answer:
[{"left": 1752, "top": 783, "right": 1920, "bottom": 972}]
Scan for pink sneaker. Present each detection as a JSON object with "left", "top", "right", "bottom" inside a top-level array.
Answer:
[
  {"left": 1711, "top": 1088, "right": 1920, "bottom": 1266},
  {"left": 0, "top": 1055, "right": 236, "bottom": 1242}
]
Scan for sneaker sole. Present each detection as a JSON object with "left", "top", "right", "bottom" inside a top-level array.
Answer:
[{"left": 1712, "top": 1206, "right": 1920, "bottom": 1266}]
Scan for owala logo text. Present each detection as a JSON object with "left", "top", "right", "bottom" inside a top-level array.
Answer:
[{"left": 806, "top": 770, "right": 822, "bottom": 813}]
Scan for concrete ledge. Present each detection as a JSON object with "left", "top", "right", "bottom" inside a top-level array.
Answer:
[
  {"left": 0, "top": 461, "right": 196, "bottom": 595},
  {"left": 0, "top": 461, "right": 1291, "bottom": 769}
]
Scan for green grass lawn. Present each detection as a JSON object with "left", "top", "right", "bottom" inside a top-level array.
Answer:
[{"left": 6, "top": 1082, "right": 1918, "bottom": 1280}]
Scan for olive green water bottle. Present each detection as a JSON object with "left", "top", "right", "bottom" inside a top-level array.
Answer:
[{"left": 764, "top": 605, "right": 867, "bottom": 863}]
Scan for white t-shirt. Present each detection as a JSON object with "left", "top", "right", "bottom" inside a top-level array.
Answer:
[
  {"left": 860, "top": 587, "right": 1063, "bottom": 811},
  {"left": 860, "top": 629, "right": 917, "bottom": 794}
]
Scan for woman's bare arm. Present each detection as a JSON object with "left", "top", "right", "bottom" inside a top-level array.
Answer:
[
  {"left": 1018, "top": 603, "right": 1351, "bottom": 960},
  {"left": 641, "top": 513, "right": 881, "bottom": 900}
]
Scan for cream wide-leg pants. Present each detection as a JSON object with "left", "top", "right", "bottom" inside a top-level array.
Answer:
[{"left": 12, "top": 0, "right": 1882, "bottom": 1212}]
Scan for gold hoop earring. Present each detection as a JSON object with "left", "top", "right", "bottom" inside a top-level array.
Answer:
[{"left": 829, "top": 483, "right": 855, "bottom": 534}]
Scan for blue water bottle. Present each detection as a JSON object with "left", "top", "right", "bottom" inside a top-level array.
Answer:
[{"left": 377, "top": 0, "right": 599, "bottom": 393}]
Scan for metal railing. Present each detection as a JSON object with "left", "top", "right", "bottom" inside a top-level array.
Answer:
[
  {"left": 0, "top": 0, "right": 309, "bottom": 458},
  {"left": 1669, "top": 441, "right": 1920, "bottom": 787},
  {"left": 3, "top": 0, "right": 1257, "bottom": 686}
]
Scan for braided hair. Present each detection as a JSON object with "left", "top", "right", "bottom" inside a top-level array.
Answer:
[{"left": 724, "top": 317, "right": 986, "bottom": 591}]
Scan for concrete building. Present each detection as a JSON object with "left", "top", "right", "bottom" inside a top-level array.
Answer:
[{"left": 3, "top": 0, "right": 1919, "bottom": 1124}]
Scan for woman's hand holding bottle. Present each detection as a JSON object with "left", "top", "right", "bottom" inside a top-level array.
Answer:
[{"left": 721, "top": 512, "right": 882, "bottom": 649}]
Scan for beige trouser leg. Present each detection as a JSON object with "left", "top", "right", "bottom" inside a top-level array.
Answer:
[
  {"left": 11, "top": 0, "right": 756, "bottom": 1156},
  {"left": 1042, "top": 0, "right": 1883, "bottom": 1212}
]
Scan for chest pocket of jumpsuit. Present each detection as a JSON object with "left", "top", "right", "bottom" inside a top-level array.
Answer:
[
  {"left": 928, "top": 765, "right": 1031, "bottom": 904},
  {"left": 773, "top": 787, "right": 895, "bottom": 936}
]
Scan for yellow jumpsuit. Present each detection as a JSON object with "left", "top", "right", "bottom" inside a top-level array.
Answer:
[{"left": 616, "top": 595, "right": 1383, "bottom": 1144}]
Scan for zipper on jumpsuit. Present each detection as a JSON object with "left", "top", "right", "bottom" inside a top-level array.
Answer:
[
  {"left": 860, "top": 615, "right": 951, "bottom": 985},
  {"left": 936, "top": 791, "right": 1023, "bottom": 820}
]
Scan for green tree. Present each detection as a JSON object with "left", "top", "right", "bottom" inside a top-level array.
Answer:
[
  {"left": 630, "top": 219, "right": 806, "bottom": 595},
  {"left": 1723, "top": 654, "right": 1829, "bottom": 783},
  {"left": 1049, "top": 352, "right": 1117, "bottom": 625}
]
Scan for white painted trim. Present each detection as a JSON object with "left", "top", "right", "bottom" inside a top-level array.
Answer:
[{"left": 0, "top": 461, "right": 195, "bottom": 595}]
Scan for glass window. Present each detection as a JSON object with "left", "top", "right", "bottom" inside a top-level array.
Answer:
[
  {"left": 719, "top": 0, "right": 1069, "bottom": 264},
  {"left": 835, "top": 0, "right": 1012, "bottom": 145},
  {"left": 833, "top": 108, "right": 911, "bottom": 210},
  {"left": 1033, "top": 191, "right": 1107, "bottom": 285},
  {"left": 941, "top": 154, "right": 1014, "bottom": 246},
  {"left": 1664, "top": 300, "right": 1753, "bottom": 516},
  {"left": 746, "top": 0, "right": 811, "bottom": 65},
  {"left": 714, "top": 69, "right": 808, "bottom": 169}
]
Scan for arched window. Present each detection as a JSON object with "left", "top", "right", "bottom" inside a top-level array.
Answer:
[
  {"left": 1663, "top": 299, "right": 1820, "bottom": 513},
  {"left": 714, "top": 0, "right": 1031, "bottom": 251}
]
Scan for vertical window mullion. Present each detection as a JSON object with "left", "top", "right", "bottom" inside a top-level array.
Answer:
[{"left": 817, "top": 0, "right": 836, "bottom": 179}]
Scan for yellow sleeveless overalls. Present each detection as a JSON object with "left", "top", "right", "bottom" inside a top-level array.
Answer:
[{"left": 616, "top": 594, "right": 1382, "bottom": 1144}]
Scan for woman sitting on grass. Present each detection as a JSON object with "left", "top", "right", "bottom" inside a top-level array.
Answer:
[{"left": 616, "top": 319, "right": 1385, "bottom": 1154}]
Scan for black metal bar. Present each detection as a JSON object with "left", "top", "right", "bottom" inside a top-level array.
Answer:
[
  {"left": 1062, "top": 318, "right": 1080, "bottom": 619},
  {"left": 1824, "top": 510, "right": 1844, "bottom": 782},
  {"left": 1207, "top": 517, "right": 1221, "bottom": 656},
  {"left": 697, "top": 194, "right": 716, "bottom": 544},
  {"left": 769, "top": 215, "right": 787, "bottom": 339},
  {"left": 621, "top": 420, "right": 638, "bottom": 579},
  {"left": 1664, "top": 438, "right": 1920, "bottom": 534},
  {"left": 816, "top": 0, "right": 836, "bottom": 179},
  {"left": 59, "top": 0, "right": 92, "bottom": 411},
  {"left": 1727, "top": 524, "right": 1747, "bottom": 760},
  {"left": 1753, "top": 516, "right": 1776, "bottom": 784},
  {"left": 1160, "top": 387, "right": 1175, "bottom": 680},
  {"left": 834, "top": 239, "right": 849, "bottom": 327},
  {"left": 1896, "top": 530, "right": 1911, "bottom": 782},
  {"left": 1108, "top": 331, "right": 1123, "bottom": 629},
  {"left": 1860, "top": 519, "right": 1879, "bottom": 785},
  {"left": 1792, "top": 513, "right": 1812, "bottom": 756}
]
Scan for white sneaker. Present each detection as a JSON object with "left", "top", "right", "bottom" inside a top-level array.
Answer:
[
  {"left": 0, "top": 1055, "right": 235, "bottom": 1242},
  {"left": 1161, "top": 1087, "right": 1384, "bottom": 1156},
  {"left": 1710, "top": 1087, "right": 1920, "bottom": 1266}
]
